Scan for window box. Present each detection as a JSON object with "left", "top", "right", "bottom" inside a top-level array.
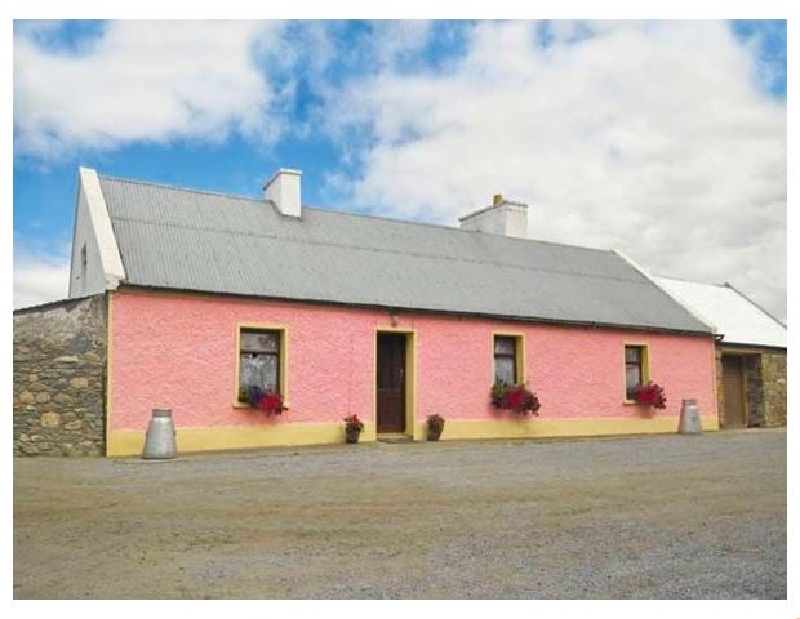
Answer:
[
  {"left": 490, "top": 383, "right": 541, "bottom": 415},
  {"left": 242, "top": 386, "right": 287, "bottom": 415}
]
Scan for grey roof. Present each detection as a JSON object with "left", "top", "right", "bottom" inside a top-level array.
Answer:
[{"left": 99, "top": 175, "right": 712, "bottom": 334}]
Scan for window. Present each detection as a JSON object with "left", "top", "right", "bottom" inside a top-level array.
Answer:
[
  {"left": 237, "top": 328, "right": 282, "bottom": 403},
  {"left": 625, "top": 345, "right": 648, "bottom": 400},
  {"left": 494, "top": 335, "right": 520, "bottom": 385}
]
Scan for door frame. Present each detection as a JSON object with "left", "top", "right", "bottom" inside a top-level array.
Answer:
[{"left": 374, "top": 328, "right": 416, "bottom": 439}]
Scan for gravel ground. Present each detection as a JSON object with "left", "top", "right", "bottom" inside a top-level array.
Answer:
[{"left": 13, "top": 429, "right": 786, "bottom": 599}]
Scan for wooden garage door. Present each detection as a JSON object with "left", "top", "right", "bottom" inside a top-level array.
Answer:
[{"left": 722, "top": 355, "right": 747, "bottom": 429}]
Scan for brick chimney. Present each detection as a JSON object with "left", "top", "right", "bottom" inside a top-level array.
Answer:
[
  {"left": 264, "top": 169, "right": 302, "bottom": 218},
  {"left": 458, "top": 194, "right": 529, "bottom": 239}
]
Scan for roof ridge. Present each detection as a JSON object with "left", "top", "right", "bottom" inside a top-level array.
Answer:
[
  {"left": 723, "top": 282, "right": 787, "bottom": 329},
  {"left": 652, "top": 274, "right": 729, "bottom": 288},
  {"left": 308, "top": 204, "right": 615, "bottom": 253},
  {"left": 99, "top": 173, "right": 267, "bottom": 204},
  {"left": 99, "top": 172, "right": 613, "bottom": 255}
]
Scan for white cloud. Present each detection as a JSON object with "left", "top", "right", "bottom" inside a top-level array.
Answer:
[
  {"left": 13, "top": 241, "right": 71, "bottom": 309},
  {"left": 321, "top": 20, "right": 787, "bottom": 321},
  {"left": 14, "top": 20, "right": 288, "bottom": 156},
  {"left": 11, "top": 20, "right": 787, "bottom": 322},
  {"left": 368, "top": 20, "right": 434, "bottom": 70}
]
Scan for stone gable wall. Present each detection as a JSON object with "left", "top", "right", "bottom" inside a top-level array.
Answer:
[
  {"left": 744, "top": 355, "right": 765, "bottom": 427},
  {"left": 762, "top": 351, "right": 787, "bottom": 427},
  {"left": 14, "top": 295, "right": 107, "bottom": 456}
]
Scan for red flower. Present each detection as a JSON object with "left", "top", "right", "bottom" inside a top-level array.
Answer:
[
  {"left": 633, "top": 381, "right": 667, "bottom": 409},
  {"left": 259, "top": 393, "right": 283, "bottom": 412},
  {"left": 252, "top": 390, "right": 284, "bottom": 414},
  {"left": 490, "top": 383, "right": 541, "bottom": 415},
  {"left": 505, "top": 387, "right": 524, "bottom": 410},
  {"left": 344, "top": 415, "right": 364, "bottom": 432}
]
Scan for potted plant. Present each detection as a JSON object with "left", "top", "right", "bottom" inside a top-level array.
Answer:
[
  {"left": 344, "top": 414, "right": 364, "bottom": 444},
  {"left": 426, "top": 414, "right": 445, "bottom": 441},
  {"left": 490, "top": 383, "right": 541, "bottom": 415},
  {"left": 633, "top": 381, "right": 667, "bottom": 409},
  {"left": 245, "top": 386, "right": 287, "bottom": 415}
]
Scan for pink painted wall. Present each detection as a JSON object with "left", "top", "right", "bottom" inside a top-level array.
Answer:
[{"left": 110, "top": 290, "right": 716, "bottom": 431}]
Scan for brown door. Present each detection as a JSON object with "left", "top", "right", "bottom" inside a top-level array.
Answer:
[
  {"left": 722, "top": 355, "right": 747, "bottom": 428},
  {"left": 377, "top": 333, "right": 406, "bottom": 433}
]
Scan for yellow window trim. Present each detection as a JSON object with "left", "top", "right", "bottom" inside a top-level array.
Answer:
[
  {"left": 234, "top": 322, "right": 289, "bottom": 409},
  {"left": 491, "top": 331, "right": 526, "bottom": 385},
  {"left": 623, "top": 342, "right": 650, "bottom": 404}
]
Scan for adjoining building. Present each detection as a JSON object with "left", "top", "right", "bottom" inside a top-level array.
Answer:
[{"left": 654, "top": 276, "right": 786, "bottom": 429}]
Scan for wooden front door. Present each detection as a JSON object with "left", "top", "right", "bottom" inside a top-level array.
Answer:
[
  {"left": 722, "top": 355, "right": 747, "bottom": 428},
  {"left": 377, "top": 333, "right": 406, "bottom": 433}
]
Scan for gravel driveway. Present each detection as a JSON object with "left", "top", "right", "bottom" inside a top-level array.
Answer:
[{"left": 13, "top": 429, "right": 786, "bottom": 599}]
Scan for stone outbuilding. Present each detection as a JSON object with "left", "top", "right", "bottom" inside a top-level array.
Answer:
[
  {"left": 13, "top": 294, "right": 108, "bottom": 455},
  {"left": 655, "top": 277, "right": 787, "bottom": 429}
]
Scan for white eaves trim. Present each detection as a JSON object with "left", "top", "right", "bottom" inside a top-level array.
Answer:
[
  {"left": 611, "top": 249, "right": 718, "bottom": 335},
  {"left": 79, "top": 167, "right": 126, "bottom": 289}
]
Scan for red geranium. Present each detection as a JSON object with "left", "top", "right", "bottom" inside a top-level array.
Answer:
[
  {"left": 633, "top": 381, "right": 667, "bottom": 410},
  {"left": 246, "top": 386, "right": 286, "bottom": 414},
  {"left": 490, "top": 383, "right": 541, "bottom": 415},
  {"left": 259, "top": 392, "right": 285, "bottom": 414},
  {"left": 344, "top": 414, "right": 364, "bottom": 432},
  {"left": 505, "top": 387, "right": 525, "bottom": 410}
]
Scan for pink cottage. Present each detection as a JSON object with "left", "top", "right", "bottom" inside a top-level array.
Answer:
[{"left": 67, "top": 168, "right": 718, "bottom": 456}]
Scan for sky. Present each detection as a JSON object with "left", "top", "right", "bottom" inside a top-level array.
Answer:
[{"left": 12, "top": 19, "right": 788, "bottom": 322}]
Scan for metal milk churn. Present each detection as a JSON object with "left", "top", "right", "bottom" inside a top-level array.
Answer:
[
  {"left": 678, "top": 399, "right": 702, "bottom": 434},
  {"left": 142, "top": 409, "right": 177, "bottom": 459}
]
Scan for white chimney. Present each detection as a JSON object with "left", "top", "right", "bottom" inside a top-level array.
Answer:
[
  {"left": 264, "top": 168, "right": 302, "bottom": 218},
  {"left": 459, "top": 193, "right": 529, "bottom": 239}
]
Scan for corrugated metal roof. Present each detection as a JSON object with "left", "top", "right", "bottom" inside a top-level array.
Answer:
[
  {"left": 98, "top": 175, "right": 711, "bottom": 333},
  {"left": 654, "top": 276, "right": 786, "bottom": 348}
]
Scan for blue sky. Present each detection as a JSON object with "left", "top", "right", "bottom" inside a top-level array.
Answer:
[{"left": 12, "top": 19, "right": 787, "bottom": 321}]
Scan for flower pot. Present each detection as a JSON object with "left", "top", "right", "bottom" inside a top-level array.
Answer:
[
  {"left": 427, "top": 428, "right": 442, "bottom": 441},
  {"left": 635, "top": 404, "right": 655, "bottom": 419},
  {"left": 345, "top": 429, "right": 361, "bottom": 444}
]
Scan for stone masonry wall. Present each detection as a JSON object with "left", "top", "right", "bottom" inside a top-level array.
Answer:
[
  {"left": 14, "top": 294, "right": 107, "bottom": 456},
  {"left": 762, "top": 351, "right": 787, "bottom": 427},
  {"left": 744, "top": 355, "right": 765, "bottom": 428}
]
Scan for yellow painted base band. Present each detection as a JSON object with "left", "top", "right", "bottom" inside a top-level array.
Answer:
[
  {"left": 431, "top": 415, "right": 719, "bottom": 441},
  {"left": 107, "top": 416, "right": 718, "bottom": 457},
  {"left": 108, "top": 422, "right": 378, "bottom": 457}
]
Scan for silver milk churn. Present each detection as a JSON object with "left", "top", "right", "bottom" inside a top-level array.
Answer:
[{"left": 142, "top": 409, "right": 177, "bottom": 459}]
